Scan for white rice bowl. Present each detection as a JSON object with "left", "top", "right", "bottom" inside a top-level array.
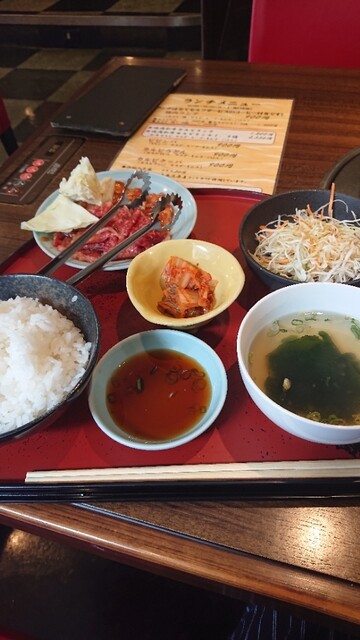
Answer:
[{"left": 0, "top": 296, "right": 91, "bottom": 432}]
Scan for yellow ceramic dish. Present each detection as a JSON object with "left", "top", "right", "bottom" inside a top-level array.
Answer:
[{"left": 126, "top": 239, "right": 245, "bottom": 330}]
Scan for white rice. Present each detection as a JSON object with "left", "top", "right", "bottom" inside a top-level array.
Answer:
[{"left": 0, "top": 296, "right": 91, "bottom": 433}]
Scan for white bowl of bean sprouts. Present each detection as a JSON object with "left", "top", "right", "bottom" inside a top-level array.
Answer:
[{"left": 240, "top": 189, "right": 360, "bottom": 290}]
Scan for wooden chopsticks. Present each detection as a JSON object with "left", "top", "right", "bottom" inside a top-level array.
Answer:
[
  {"left": 25, "top": 459, "right": 360, "bottom": 483},
  {"left": 0, "top": 460, "right": 354, "bottom": 503}
]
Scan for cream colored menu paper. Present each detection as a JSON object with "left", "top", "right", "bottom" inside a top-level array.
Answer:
[{"left": 111, "top": 93, "right": 293, "bottom": 193}]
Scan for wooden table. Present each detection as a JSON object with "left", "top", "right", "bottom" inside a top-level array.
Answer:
[{"left": 0, "top": 57, "right": 359, "bottom": 633}]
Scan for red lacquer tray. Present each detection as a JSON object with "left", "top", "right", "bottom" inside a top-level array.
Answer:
[{"left": 1, "top": 190, "right": 359, "bottom": 488}]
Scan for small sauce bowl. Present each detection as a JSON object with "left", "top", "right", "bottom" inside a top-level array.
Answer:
[{"left": 88, "top": 329, "right": 227, "bottom": 450}]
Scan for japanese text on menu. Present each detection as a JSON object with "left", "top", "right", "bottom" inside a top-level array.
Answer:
[{"left": 111, "top": 93, "right": 293, "bottom": 193}]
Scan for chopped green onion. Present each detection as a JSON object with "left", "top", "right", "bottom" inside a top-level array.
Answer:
[{"left": 351, "top": 318, "right": 360, "bottom": 340}]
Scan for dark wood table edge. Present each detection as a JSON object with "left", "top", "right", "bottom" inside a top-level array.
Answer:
[{"left": 0, "top": 501, "right": 359, "bottom": 634}]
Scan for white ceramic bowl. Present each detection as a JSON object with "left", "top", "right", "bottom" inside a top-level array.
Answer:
[
  {"left": 126, "top": 239, "right": 245, "bottom": 330},
  {"left": 237, "top": 282, "right": 360, "bottom": 445},
  {"left": 89, "top": 329, "right": 227, "bottom": 450}
]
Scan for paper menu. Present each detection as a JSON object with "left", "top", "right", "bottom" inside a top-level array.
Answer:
[{"left": 111, "top": 93, "right": 293, "bottom": 193}]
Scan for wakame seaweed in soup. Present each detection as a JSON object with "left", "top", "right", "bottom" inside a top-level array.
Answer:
[{"left": 248, "top": 312, "right": 360, "bottom": 425}]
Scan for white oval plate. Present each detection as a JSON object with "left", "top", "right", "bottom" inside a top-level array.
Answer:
[{"left": 33, "top": 170, "right": 197, "bottom": 270}]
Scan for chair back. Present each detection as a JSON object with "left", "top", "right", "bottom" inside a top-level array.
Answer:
[{"left": 248, "top": 0, "right": 360, "bottom": 68}]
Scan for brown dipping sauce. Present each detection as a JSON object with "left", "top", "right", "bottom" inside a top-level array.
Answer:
[{"left": 106, "top": 349, "right": 212, "bottom": 441}]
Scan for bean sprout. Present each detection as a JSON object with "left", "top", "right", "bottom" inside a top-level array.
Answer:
[{"left": 251, "top": 200, "right": 360, "bottom": 282}]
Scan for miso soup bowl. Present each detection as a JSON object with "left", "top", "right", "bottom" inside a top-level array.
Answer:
[{"left": 237, "top": 282, "right": 360, "bottom": 445}]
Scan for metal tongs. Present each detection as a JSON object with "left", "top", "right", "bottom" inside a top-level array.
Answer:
[
  {"left": 37, "top": 168, "right": 152, "bottom": 278},
  {"left": 36, "top": 168, "right": 183, "bottom": 286},
  {"left": 67, "top": 191, "right": 183, "bottom": 286}
]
